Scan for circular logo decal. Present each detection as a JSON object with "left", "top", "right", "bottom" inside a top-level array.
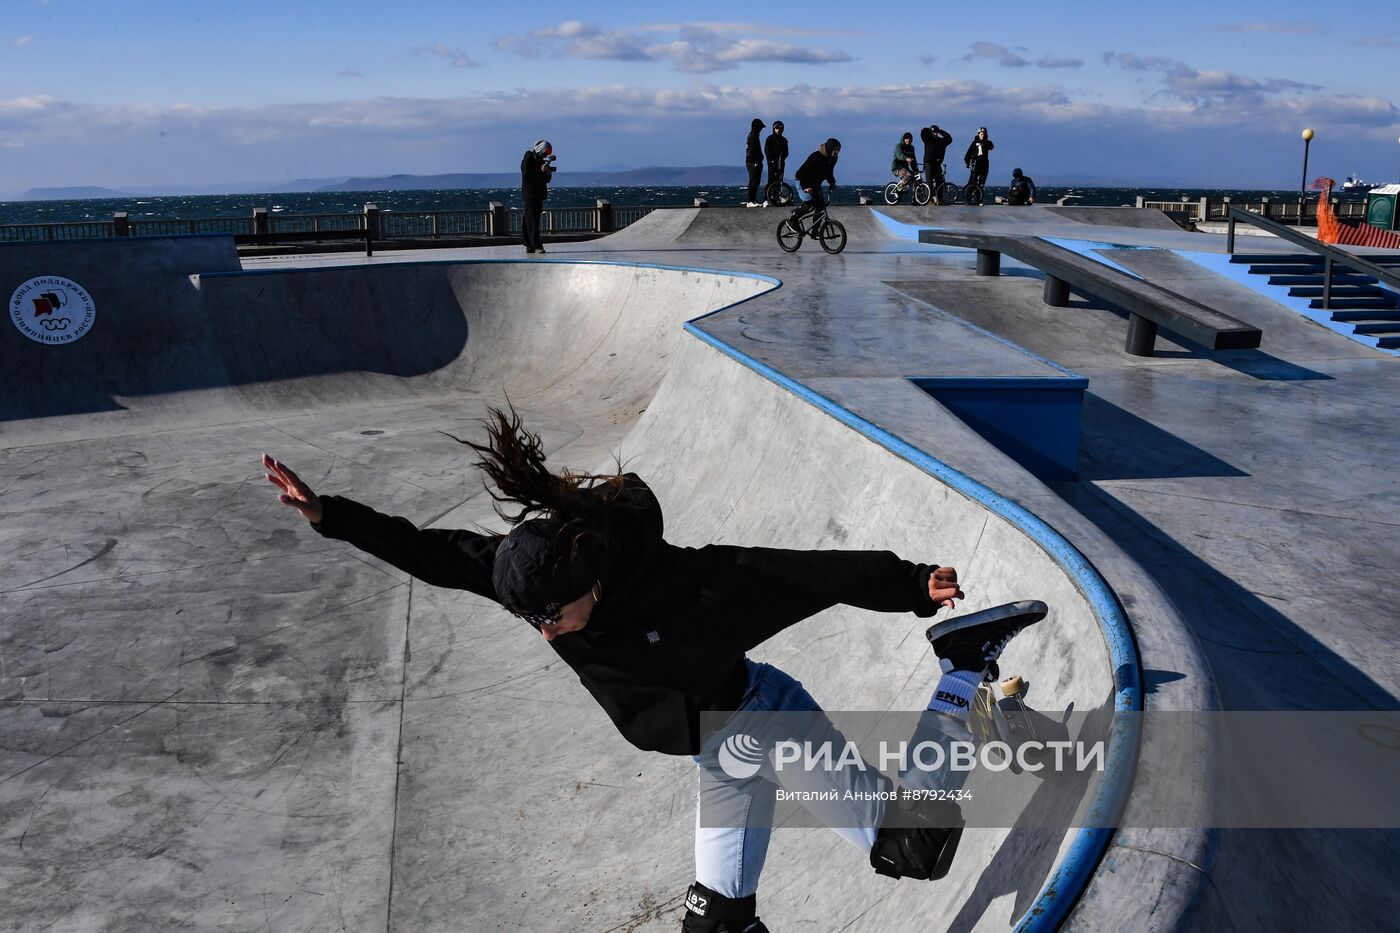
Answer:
[
  {"left": 718, "top": 733, "right": 766, "bottom": 780},
  {"left": 9, "top": 275, "right": 96, "bottom": 345}
]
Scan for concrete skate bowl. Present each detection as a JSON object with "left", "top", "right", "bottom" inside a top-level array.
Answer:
[
  {"left": 0, "top": 237, "right": 772, "bottom": 445},
  {"left": 0, "top": 238, "right": 1138, "bottom": 932}
]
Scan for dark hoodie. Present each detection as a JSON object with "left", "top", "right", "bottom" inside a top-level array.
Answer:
[
  {"left": 795, "top": 143, "right": 838, "bottom": 190},
  {"left": 921, "top": 126, "right": 953, "bottom": 166},
  {"left": 964, "top": 134, "right": 994, "bottom": 167},
  {"left": 311, "top": 474, "right": 942, "bottom": 755},
  {"left": 764, "top": 130, "right": 789, "bottom": 168},
  {"left": 746, "top": 119, "right": 764, "bottom": 164}
]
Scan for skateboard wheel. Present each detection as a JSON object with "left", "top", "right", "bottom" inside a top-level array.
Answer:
[{"left": 999, "top": 675, "right": 1025, "bottom": 697}]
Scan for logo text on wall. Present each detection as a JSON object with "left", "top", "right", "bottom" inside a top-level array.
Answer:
[{"left": 9, "top": 276, "right": 96, "bottom": 345}]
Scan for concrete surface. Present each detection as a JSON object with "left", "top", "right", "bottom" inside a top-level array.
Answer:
[{"left": 1, "top": 203, "right": 1395, "bottom": 932}]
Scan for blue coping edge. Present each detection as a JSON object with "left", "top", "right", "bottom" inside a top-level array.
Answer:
[
  {"left": 684, "top": 302, "right": 1143, "bottom": 932},
  {"left": 196, "top": 255, "right": 787, "bottom": 286}
]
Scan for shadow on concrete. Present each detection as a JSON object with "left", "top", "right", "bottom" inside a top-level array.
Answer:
[
  {"left": 1069, "top": 296, "right": 1332, "bottom": 382},
  {"left": 1046, "top": 480, "right": 1400, "bottom": 928},
  {"left": 1077, "top": 394, "right": 1248, "bottom": 482},
  {"left": 1142, "top": 669, "right": 1187, "bottom": 695}
]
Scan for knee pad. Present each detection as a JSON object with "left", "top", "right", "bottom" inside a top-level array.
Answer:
[
  {"left": 869, "top": 799, "right": 965, "bottom": 881},
  {"left": 681, "top": 882, "right": 763, "bottom": 933}
]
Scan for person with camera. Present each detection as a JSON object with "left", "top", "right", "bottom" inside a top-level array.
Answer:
[
  {"left": 763, "top": 121, "right": 788, "bottom": 206},
  {"left": 1008, "top": 168, "right": 1037, "bottom": 206},
  {"left": 920, "top": 125, "right": 953, "bottom": 202},
  {"left": 521, "top": 139, "right": 556, "bottom": 254},
  {"left": 745, "top": 118, "right": 766, "bottom": 207},
  {"left": 963, "top": 127, "right": 994, "bottom": 193}
]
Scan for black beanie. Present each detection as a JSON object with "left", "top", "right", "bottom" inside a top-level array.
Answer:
[{"left": 492, "top": 517, "right": 615, "bottom": 615}]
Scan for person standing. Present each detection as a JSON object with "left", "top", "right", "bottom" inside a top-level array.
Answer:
[
  {"left": 521, "top": 139, "right": 556, "bottom": 254},
  {"left": 963, "top": 127, "right": 994, "bottom": 191},
  {"left": 745, "top": 118, "right": 766, "bottom": 207},
  {"left": 763, "top": 121, "right": 789, "bottom": 205},
  {"left": 1008, "top": 168, "right": 1037, "bottom": 206},
  {"left": 921, "top": 124, "right": 953, "bottom": 201}
]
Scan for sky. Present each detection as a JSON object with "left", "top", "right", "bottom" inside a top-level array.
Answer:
[{"left": 1, "top": 0, "right": 1399, "bottom": 195}]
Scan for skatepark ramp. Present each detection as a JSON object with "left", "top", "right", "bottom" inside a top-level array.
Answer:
[{"left": 1, "top": 236, "right": 1140, "bottom": 931}]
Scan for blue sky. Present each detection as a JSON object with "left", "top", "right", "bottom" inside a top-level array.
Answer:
[{"left": 2, "top": 0, "right": 1398, "bottom": 193}]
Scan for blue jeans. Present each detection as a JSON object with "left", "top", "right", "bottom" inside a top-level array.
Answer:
[
  {"left": 691, "top": 660, "right": 969, "bottom": 898},
  {"left": 792, "top": 183, "right": 827, "bottom": 223}
]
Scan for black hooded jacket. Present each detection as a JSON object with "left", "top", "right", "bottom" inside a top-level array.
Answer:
[
  {"left": 921, "top": 126, "right": 953, "bottom": 166},
  {"left": 746, "top": 119, "right": 765, "bottom": 164},
  {"left": 964, "top": 135, "right": 994, "bottom": 167},
  {"left": 764, "top": 131, "right": 788, "bottom": 168},
  {"left": 795, "top": 148, "right": 837, "bottom": 191},
  {"left": 521, "top": 150, "right": 553, "bottom": 201},
  {"left": 313, "top": 475, "right": 943, "bottom": 756}
]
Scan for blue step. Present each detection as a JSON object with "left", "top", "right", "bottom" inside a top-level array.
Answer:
[
  {"left": 1268, "top": 273, "right": 1373, "bottom": 286},
  {"left": 1232, "top": 250, "right": 1316, "bottom": 261},
  {"left": 1310, "top": 297, "right": 1399, "bottom": 310},
  {"left": 1379, "top": 335, "right": 1400, "bottom": 349},
  {"left": 1330, "top": 309, "right": 1400, "bottom": 322},
  {"left": 1351, "top": 322, "right": 1400, "bottom": 336},
  {"left": 1289, "top": 285, "right": 1384, "bottom": 298}
]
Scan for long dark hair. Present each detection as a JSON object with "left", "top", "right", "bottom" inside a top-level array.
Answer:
[{"left": 446, "top": 405, "right": 626, "bottom": 525}]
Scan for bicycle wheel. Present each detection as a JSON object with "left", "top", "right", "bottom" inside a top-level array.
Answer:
[
  {"left": 776, "top": 218, "right": 803, "bottom": 252},
  {"left": 818, "top": 219, "right": 847, "bottom": 254},
  {"left": 913, "top": 182, "right": 932, "bottom": 206},
  {"left": 964, "top": 183, "right": 985, "bottom": 206},
  {"left": 883, "top": 182, "right": 903, "bottom": 205},
  {"left": 765, "top": 180, "right": 793, "bottom": 206},
  {"left": 936, "top": 181, "right": 960, "bottom": 205}
]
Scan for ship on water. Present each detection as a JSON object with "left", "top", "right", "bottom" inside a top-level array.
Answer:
[{"left": 1341, "top": 173, "right": 1378, "bottom": 193}]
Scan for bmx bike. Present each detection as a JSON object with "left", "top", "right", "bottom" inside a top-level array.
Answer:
[
  {"left": 776, "top": 201, "right": 847, "bottom": 254},
  {"left": 764, "top": 163, "right": 794, "bottom": 206},
  {"left": 883, "top": 164, "right": 932, "bottom": 206},
  {"left": 939, "top": 165, "right": 986, "bottom": 206}
]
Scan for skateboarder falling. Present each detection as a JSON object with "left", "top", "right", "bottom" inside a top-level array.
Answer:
[{"left": 262, "top": 407, "right": 1045, "bottom": 932}]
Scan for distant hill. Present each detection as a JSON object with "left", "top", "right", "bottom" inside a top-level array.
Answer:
[
  {"left": 23, "top": 186, "right": 129, "bottom": 200},
  {"left": 20, "top": 177, "right": 354, "bottom": 200},
  {"left": 321, "top": 166, "right": 750, "bottom": 191}
]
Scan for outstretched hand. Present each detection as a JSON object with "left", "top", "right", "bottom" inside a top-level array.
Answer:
[
  {"left": 262, "top": 453, "right": 323, "bottom": 524},
  {"left": 929, "top": 566, "right": 964, "bottom": 610}
]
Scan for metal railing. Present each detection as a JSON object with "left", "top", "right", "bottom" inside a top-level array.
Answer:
[
  {"left": 0, "top": 199, "right": 658, "bottom": 247},
  {"left": 1139, "top": 196, "right": 1367, "bottom": 226},
  {"left": 1226, "top": 205, "right": 1400, "bottom": 309}
]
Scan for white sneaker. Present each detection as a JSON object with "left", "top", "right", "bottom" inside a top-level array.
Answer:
[
  {"left": 761, "top": 201, "right": 770, "bottom": 208},
  {"left": 745, "top": 202, "right": 759, "bottom": 208}
]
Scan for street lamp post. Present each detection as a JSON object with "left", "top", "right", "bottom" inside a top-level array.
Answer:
[{"left": 1301, "top": 128, "right": 1315, "bottom": 199}]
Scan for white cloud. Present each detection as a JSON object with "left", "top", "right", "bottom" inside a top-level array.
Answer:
[
  {"left": 1356, "top": 35, "right": 1400, "bottom": 48},
  {"left": 13, "top": 35, "right": 34, "bottom": 47},
  {"left": 1215, "top": 21, "right": 1320, "bottom": 34},
  {"left": 2, "top": 73, "right": 1395, "bottom": 189},
  {"left": 964, "top": 42, "right": 1028, "bottom": 68},
  {"left": 964, "top": 42, "right": 1082, "bottom": 69},
  {"left": 1102, "top": 51, "right": 1323, "bottom": 106},
  {"left": 495, "top": 21, "right": 854, "bottom": 72},
  {"left": 413, "top": 41, "right": 478, "bottom": 69}
]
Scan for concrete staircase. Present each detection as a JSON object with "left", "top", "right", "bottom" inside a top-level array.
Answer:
[{"left": 1231, "top": 252, "right": 1400, "bottom": 348}]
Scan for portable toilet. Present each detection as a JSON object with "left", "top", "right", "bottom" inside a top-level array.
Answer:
[{"left": 1366, "top": 184, "right": 1400, "bottom": 232}]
